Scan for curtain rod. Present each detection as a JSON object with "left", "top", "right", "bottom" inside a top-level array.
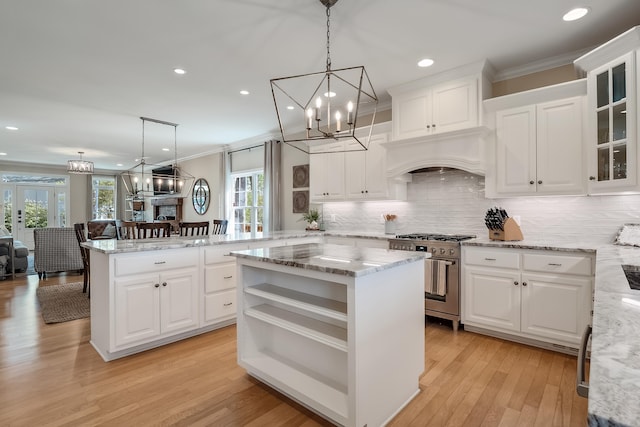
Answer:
[{"left": 228, "top": 144, "right": 264, "bottom": 154}]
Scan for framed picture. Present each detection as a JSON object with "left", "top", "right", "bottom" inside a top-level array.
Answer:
[
  {"left": 292, "top": 164, "right": 309, "bottom": 188},
  {"left": 292, "top": 190, "right": 309, "bottom": 213}
]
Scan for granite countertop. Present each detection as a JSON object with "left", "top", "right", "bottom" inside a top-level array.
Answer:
[
  {"left": 462, "top": 236, "right": 598, "bottom": 253},
  {"left": 82, "top": 230, "right": 320, "bottom": 254},
  {"left": 586, "top": 244, "right": 640, "bottom": 427},
  {"left": 229, "top": 243, "right": 428, "bottom": 277}
]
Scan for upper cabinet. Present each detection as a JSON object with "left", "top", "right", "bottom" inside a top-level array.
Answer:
[
  {"left": 391, "top": 77, "right": 478, "bottom": 140},
  {"left": 484, "top": 80, "right": 588, "bottom": 198},
  {"left": 344, "top": 133, "right": 393, "bottom": 200},
  {"left": 388, "top": 61, "right": 491, "bottom": 143},
  {"left": 574, "top": 26, "right": 640, "bottom": 194},
  {"left": 309, "top": 126, "right": 407, "bottom": 203},
  {"left": 493, "top": 97, "right": 585, "bottom": 196}
]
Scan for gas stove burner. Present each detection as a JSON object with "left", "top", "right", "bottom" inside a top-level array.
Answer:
[{"left": 394, "top": 233, "right": 475, "bottom": 242}]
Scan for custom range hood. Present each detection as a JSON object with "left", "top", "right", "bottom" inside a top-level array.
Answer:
[{"left": 381, "top": 126, "right": 490, "bottom": 178}]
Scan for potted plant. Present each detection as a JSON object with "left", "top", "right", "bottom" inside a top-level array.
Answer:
[{"left": 300, "top": 208, "right": 321, "bottom": 230}]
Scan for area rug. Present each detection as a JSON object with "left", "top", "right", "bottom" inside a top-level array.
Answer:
[{"left": 36, "top": 282, "right": 89, "bottom": 324}]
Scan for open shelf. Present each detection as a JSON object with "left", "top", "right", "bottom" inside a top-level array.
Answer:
[
  {"left": 242, "top": 352, "right": 348, "bottom": 425},
  {"left": 245, "top": 304, "right": 347, "bottom": 352},
  {"left": 245, "top": 283, "right": 347, "bottom": 322}
]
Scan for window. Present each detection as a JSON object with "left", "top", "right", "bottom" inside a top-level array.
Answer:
[
  {"left": 92, "top": 176, "right": 116, "bottom": 219},
  {"left": 232, "top": 172, "right": 264, "bottom": 233}
]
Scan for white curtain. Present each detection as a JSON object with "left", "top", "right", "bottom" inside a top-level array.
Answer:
[{"left": 264, "top": 140, "right": 281, "bottom": 231}]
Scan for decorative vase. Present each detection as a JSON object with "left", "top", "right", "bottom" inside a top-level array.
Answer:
[{"left": 307, "top": 220, "right": 319, "bottom": 230}]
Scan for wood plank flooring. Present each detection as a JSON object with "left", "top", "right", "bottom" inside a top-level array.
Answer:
[{"left": 0, "top": 273, "right": 588, "bottom": 426}]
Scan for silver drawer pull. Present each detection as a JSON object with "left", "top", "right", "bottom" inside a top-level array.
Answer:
[
  {"left": 484, "top": 258, "right": 496, "bottom": 261},
  {"left": 223, "top": 302, "right": 233, "bottom": 307},
  {"left": 548, "top": 263, "right": 562, "bottom": 266},
  {"left": 154, "top": 261, "right": 167, "bottom": 265},
  {"left": 224, "top": 275, "right": 233, "bottom": 279}
]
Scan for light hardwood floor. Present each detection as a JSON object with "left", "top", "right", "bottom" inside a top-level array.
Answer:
[{"left": 0, "top": 273, "right": 588, "bottom": 426}]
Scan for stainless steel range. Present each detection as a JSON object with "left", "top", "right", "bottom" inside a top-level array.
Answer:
[{"left": 389, "top": 233, "right": 475, "bottom": 331}]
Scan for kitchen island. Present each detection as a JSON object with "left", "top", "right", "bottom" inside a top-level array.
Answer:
[
  {"left": 231, "top": 243, "right": 427, "bottom": 427},
  {"left": 83, "top": 231, "right": 324, "bottom": 361}
]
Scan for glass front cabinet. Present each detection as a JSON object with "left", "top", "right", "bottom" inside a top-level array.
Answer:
[{"left": 576, "top": 27, "right": 640, "bottom": 194}]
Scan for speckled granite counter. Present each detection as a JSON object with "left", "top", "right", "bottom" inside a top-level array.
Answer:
[
  {"left": 463, "top": 237, "right": 640, "bottom": 426},
  {"left": 82, "top": 230, "right": 322, "bottom": 254},
  {"left": 229, "top": 243, "right": 427, "bottom": 277},
  {"left": 586, "top": 245, "right": 640, "bottom": 427},
  {"left": 462, "top": 236, "right": 598, "bottom": 253}
]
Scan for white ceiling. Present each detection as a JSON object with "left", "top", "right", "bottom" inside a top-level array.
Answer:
[{"left": 1, "top": 0, "right": 639, "bottom": 171}]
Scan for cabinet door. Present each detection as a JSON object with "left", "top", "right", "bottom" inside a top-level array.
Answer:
[
  {"left": 344, "top": 134, "right": 389, "bottom": 199},
  {"left": 495, "top": 105, "right": 537, "bottom": 195},
  {"left": 392, "top": 88, "right": 432, "bottom": 140},
  {"left": 344, "top": 146, "right": 367, "bottom": 199},
  {"left": 309, "top": 142, "right": 345, "bottom": 202},
  {"left": 536, "top": 97, "right": 585, "bottom": 195},
  {"left": 160, "top": 269, "right": 199, "bottom": 335},
  {"left": 432, "top": 78, "right": 478, "bottom": 134},
  {"left": 463, "top": 266, "right": 520, "bottom": 332},
  {"left": 520, "top": 273, "right": 592, "bottom": 346},
  {"left": 587, "top": 52, "right": 637, "bottom": 193},
  {"left": 114, "top": 274, "right": 161, "bottom": 348}
]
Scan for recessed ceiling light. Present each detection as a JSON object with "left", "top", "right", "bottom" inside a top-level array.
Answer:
[
  {"left": 5, "top": 126, "right": 18, "bottom": 130},
  {"left": 173, "top": 68, "right": 186, "bottom": 75},
  {"left": 563, "top": 7, "right": 589, "bottom": 21},
  {"left": 0, "top": 152, "right": 7, "bottom": 156},
  {"left": 116, "top": 163, "right": 123, "bottom": 167},
  {"left": 323, "top": 91, "right": 336, "bottom": 98},
  {"left": 418, "top": 58, "right": 434, "bottom": 68},
  {"left": 286, "top": 106, "right": 295, "bottom": 110},
  {"left": 240, "top": 90, "right": 250, "bottom": 95},
  {"left": 162, "top": 148, "right": 170, "bottom": 152}
]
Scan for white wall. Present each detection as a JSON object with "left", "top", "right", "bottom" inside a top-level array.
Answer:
[
  {"left": 320, "top": 168, "right": 640, "bottom": 244},
  {"left": 280, "top": 143, "right": 313, "bottom": 230},
  {"left": 179, "top": 153, "right": 224, "bottom": 222}
]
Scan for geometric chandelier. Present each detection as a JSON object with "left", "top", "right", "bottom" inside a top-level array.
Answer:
[
  {"left": 67, "top": 151, "right": 94, "bottom": 174},
  {"left": 270, "top": 0, "right": 378, "bottom": 154}
]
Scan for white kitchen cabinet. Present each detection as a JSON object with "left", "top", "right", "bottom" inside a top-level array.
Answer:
[
  {"left": 202, "top": 243, "right": 248, "bottom": 326},
  {"left": 345, "top": 134, "right": 389, "bottom": 199},
  {"left": 310, "top": 132, "right": 406, "bottom": 202},
  {"left": 574, "top": 27, "right": 640, "bottom": 194},
  {"left": 391, "top": 77, "right": 478, "bottom": 141},
  {"left": 309, "top": 141, "right": 345, "bottom": 202},
  {"left": 114, "top": 265, "right": 199, "bottom": 349},
  {"left": 494, "top": 97, "right": 585, "bottom": 196},
  {"left": 462, "top": 246, "right": 593, "bottom": 351}
]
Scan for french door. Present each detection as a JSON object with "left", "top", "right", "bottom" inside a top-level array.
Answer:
[{"left": 15, "top": 185, "right": 56, "bottom": 250}]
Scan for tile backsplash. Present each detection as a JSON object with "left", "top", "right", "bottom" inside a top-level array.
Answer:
[{"left": 319, "top": 168, "right": 640, "bottom": 244}]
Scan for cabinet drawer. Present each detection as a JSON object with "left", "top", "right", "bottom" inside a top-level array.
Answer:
[
  {"left": 205, "top": 263, "right": 236, "bottom": 292},
  {"left": 464, "top": 249, "right": 520, "bottom": 269},
  {"left": 204, "top": 244, "right": 248, "bottom": 264},
  {"left": 523, "top": 253, "right": 592, "bottom": 276},
  {"left": 204, "top": 289, "right": 237, "bottom": 322},
  {"left": 114, "top": 249, "right": 198, "bottom": 277}
]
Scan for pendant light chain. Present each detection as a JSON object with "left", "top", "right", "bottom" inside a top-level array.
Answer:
[{"left": 326, "top": 5, "right": 331, "bottom": 71}]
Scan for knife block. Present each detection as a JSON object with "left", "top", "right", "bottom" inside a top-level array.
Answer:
[{"left": 488, "top": 217, "right": 523, "bottom": 241}]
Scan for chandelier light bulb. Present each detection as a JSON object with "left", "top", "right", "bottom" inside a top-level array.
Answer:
[
  {"left": 335, "top": 111, "right": 341, "bottom": 132},
  {"left": 306, "top": 108, "right": 313, "bottom": 130},
  {"left": 347, "top": 101, "right": 354, "bottom": 125}
]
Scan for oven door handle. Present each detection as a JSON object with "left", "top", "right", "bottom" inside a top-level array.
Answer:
[{"left": 576, "top": 324, "right": 591, "bottom": 398}]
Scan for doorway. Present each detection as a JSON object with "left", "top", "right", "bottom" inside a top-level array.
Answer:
[{"left": 15, "top": 185, "right": 56, "bottom": 249}]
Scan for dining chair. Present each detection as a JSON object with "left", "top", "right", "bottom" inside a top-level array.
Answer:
[
  {"left": 179, "top": 221, "right": 210, "bottom": 236},
  {"left": 73, "top": 223, "right": 90, "bottom": 296},
  {"left": 120, "top": 221, "right": 140, "bottom": 239},
  {"left": 212, "top": 219, "right": 228, "bottom": 235},
  {"left": 138, "top": 222, "right": 171, "bottom": 238}
]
